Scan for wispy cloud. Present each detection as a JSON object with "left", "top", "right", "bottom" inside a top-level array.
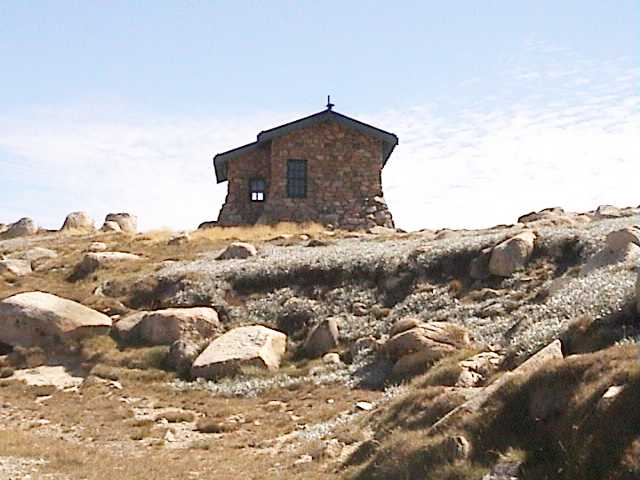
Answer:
[{"left": 0, "top": 54, "right": 637, "bottom": 232}]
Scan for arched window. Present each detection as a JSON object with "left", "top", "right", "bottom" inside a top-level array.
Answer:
[{"left": 249, "top": 178, "right": 266, "bottom": 202}]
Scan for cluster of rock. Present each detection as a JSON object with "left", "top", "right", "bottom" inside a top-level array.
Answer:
[{"left": 0, "top": 212, "right": 137, "bottom": 240}]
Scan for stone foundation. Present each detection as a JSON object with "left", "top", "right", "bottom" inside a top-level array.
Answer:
[{"left": 217, "top": 119, "right": 395, "bottom": 230}]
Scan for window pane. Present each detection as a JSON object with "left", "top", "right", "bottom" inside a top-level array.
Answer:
[{"left": 287, "top": 160, "right": 307, "bottom": 198}]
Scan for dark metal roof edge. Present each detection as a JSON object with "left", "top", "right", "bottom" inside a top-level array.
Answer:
[{"left": 212, "top": 109, "right": 399, "bottom": 183}]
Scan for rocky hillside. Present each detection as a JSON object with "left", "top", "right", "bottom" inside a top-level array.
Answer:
[{"left": 0, "top": 205, "right": 639, "bottom": 479}]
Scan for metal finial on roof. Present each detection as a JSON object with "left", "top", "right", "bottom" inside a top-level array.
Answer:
[{"left": 326, "top": 95, "right": 335, "bottom": 111}]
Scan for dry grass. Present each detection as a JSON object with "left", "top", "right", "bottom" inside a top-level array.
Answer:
[
  {"left": 190, "top": 222, "right": 326, "bottom": 243},
  {"left": 351, "top": 344, "right": 640, "bottom": 480}
]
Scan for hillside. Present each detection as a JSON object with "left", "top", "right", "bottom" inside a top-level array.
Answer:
[{"left": 0, "top": 205, "right": 639, "bottom": 480}]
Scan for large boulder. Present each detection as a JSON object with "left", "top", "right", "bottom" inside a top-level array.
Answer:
[
  {"left": 1, "top": 217, "right": 37, "bottom": 239},
  {"left": 103, "top": 213, "right": 137, "bottom": 233},
  {"left": 489, "top": 231, "right": 536, "bottom": 277},
  {"left": 113, "top": 307, "right": 220, "bottom": 345},
  {"left": 216, "top": 242, "right": 257, "bottom": 260},
  {"left": 385, "top": 320, "right": 472, "bottom": 376},
  {"left": 167, "top": 339, "right": 203, "bottom": 375},
  {"left": 75, "top": 252, "right": 142, "bottom": 276},
  {"left": 0, "top": 291, "right": 112, "bottom": 347},
  {"left": 191, "top": 325, "right": 287, "bottom": 379},
  {"left": 61, "top": 211, "right": 95, "bottom": 232},
  {"left": 303, "top": 318, "right": 339, "bottom": 358}
]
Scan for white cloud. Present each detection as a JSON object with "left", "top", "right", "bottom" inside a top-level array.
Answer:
[{"left": 0, "top": 61, "right": 638, "bottom": 232}]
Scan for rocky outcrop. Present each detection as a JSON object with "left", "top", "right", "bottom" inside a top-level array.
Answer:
[
  {"left": 61, "top": 211, "right": 95, "bottom": 232},
  {"left": 384, "top": 319, "right": 472, "bottom": 376},
  {"left": 0, "top": 259, "right": 32, "bottom": 277},
  {"left": 0, "top": 291, "right": 112, "bottom": 347},
  {"left": 15, "top": 247, "right": 58, "bottom": 264},
  {"left": 303, "top": 318, "right": 339, "bottom": 358},
  {"left": 489, "top": 230, "right": 536, "bottom": 277},
  {"left": 191, "top": 325, "right": 287, "bottom": 379},
  {"left": 103, "top": 213, "right": 137, "bottom": 233},
  {"left": 428, "top": 340, "right": 563, "bottom": 435},
  {"left": 1, "top": 217, "right": 38, "bottom": 239},
  {"left": 113, "top": 307, "right": 220, "bottom": 345},
  {"left": 456, "top": 351, "right": 503, "bottom": 387},
  {"left": 216, "top": 242, "right": 257, "bottom": 260}
]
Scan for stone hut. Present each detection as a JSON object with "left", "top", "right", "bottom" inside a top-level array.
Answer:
[{"left": 213, "top": 102, "right": 398, "bottom": 230}]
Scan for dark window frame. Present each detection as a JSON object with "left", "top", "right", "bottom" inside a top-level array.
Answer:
[
  {"left": 249, "top": 177, "right": 266, "bottom": 202},
  {"left": 287, "top": 159, "right": 307, "bottom": 198}
]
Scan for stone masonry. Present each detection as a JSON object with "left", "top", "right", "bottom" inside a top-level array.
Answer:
[{"left": 216, "top": 113, "right": 396, "bottom": 230}]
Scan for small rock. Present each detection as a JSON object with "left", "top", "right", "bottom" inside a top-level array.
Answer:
[
  {"left": 168, "top": 233, "right": 190, "bottom": 246},
  {"left": 86, "top": 242, "right": 108, "bottom": 252},
  {"left": 303, "top": 318, "right": 339, "bottom": 358},
  {"left": 351, "top": 302, "right": 368, "bottom": 316},
  {"left": 294, "top": 454, "right": 313, "bottom": 465},
  {"left": 355, "top": 401, "right": 374, "bottom": 411},
  {"left": 322, "top": 352, "right": 341, "bottom": 365},
  {"left": 216, "top": 242, "right": 257, "bottom": 260}
]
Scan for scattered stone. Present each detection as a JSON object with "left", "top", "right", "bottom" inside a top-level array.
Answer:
[
  {"left": 12, "top": 365, "right": 83, "bottom": 390},
  {"left": 355, "top": 401, "right": 374, "bottom": 411},
  {"left": 113, "top": 307, "right": 220, "bottom": 345},
  {"left": 518, "top": 207, "right": 565, "bottom": 223},
  {"left": 0, "top": 292, "right": 111, "bottom": 347},
  {"left": 168, "top": 232, "right": 190, "bottom": 246},
  {"left": 303, "top": 318, "right": 339, "bottom": 358},
  {"left": 602, "top": 384, "right": 624, "bottom": 401},
  {"left": 350, "top": 336, "right": 380, "bottom": 359},
  {"left": 489, "top": 230, "right": 537, "bottom": 277},
  {"left": 322, "top": 352, "right": 341, "bottom": 365},
  {"left": 456, "top": 351, "right": 503, "bottom": 387},
  {"left": 167, "top": 339, "right": 202, "bottom": 374},
  {"left": 294, "top": 454, "right": 313, "bottom": 465},
  {"left": 1, "top": 217, "right": 37, "bottom": 239},
  {"left": 264, "top": 400, "right": 287, "bottom": 412},
  {"left": 87, "top": 242, "right": 108, "bottom": 252},
  {"left": 216, "top": 242, "right": 257, "bottom": 260},
  {"left": 103, "top": 213, "right": 137, "bottom": 233},
  {"left": 351, "top": 302, "right": 368, "bottom": 316},
  {"left": 191, "top": 325, "right": 287, "bottom": 379},
  {"left": 0, "top": 259, "right": 32, "bottom": 277},
  {"left": 60, "top": 211, "right": 95, "bottom": 232}
]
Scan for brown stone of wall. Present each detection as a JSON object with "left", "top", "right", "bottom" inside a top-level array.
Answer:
[
  {"left": 217, "top": 119, "right": 394, "bottom": 230},
  {"left": 217, "top": 145, "right": 271, "bottom": 225}
]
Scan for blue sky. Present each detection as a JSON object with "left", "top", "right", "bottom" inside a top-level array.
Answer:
[{"left": 0, "top": 1, "right": 638, "bottom": 231}]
